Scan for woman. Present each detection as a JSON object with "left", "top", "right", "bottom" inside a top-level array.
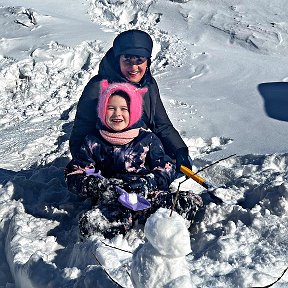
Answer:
[{"left": 69, "top": 29, "right": 192, "bottom": 172}]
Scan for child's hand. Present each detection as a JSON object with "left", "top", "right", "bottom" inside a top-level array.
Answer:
[
  {"left": 83, "top": 176, "right": 109, "bottom": 200},
  {"left": 125, "top": 178, "right": 147, "bottom": 193},
  {"left": 125, "top": 177, "right": 155, "bottom": 196}
]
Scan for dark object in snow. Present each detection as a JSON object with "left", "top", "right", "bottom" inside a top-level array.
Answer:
[{"left": 258, "top": 82, "right": 288, "bottom": 122}]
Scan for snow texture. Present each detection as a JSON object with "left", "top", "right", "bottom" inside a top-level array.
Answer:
[{"left": 0, "top": 0, "right": 288, "bottom": 287}]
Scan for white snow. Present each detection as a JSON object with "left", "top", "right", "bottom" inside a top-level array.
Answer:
[
  {"left": 128, "top": 193, "right": 138, "bottom": 205},
  {"left": 0, "top": 0, "right": 288, "bottom": 287}
]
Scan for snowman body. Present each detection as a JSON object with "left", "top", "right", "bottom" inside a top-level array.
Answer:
[{"left": 131, "top": 208, "right": 193, "bottom": 288}]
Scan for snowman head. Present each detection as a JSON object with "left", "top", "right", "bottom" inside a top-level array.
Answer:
[{"left": 144, "top": 208, "right": 191, "bottom": 257}]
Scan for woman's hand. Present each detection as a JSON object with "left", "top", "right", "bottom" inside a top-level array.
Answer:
[{"left": 175, "top": 147, "right": 192, "bottom": 172}]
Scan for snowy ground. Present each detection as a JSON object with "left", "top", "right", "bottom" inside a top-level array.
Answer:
[{"left": 0, "top": 0, "right": 287, "bottom": 287}]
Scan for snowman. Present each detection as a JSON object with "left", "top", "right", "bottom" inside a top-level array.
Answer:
[{"left": 131, "top": 207, "right": 193, "bottom": 288}]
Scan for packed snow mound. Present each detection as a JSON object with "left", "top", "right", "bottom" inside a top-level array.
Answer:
[
  {"left": 144, "top": 207, "right": 191, "bottom": 257},
  {"left": 0, "top": 38, "right": 104, "bottom": 171},
  {"left": 205, "top": 3, "right": 288, "bottom": 55}
]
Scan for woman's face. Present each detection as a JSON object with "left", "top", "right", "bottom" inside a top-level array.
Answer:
[
  {"left": 119, "top": 55, "right": 148, "bottom": 83},
  {"left": 106, "top": 95, "right": 130, "bottom": 131}
]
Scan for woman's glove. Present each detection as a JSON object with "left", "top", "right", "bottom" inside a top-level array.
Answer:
[{"left": 175, "top": 147, "right": 192, "bottom": 172}]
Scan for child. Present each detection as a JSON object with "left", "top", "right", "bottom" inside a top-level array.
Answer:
[{"left": 65, "top": 80, "right": 202, "bottom": 239}]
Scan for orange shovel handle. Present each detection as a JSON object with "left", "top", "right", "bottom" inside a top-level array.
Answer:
[{"left": 180, "top": 165, "right": 209, "bottom": 189}]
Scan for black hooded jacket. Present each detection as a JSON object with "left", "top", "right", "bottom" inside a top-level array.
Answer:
[{"left": 69, "top": 48, "right": 187, "bottom": 158}]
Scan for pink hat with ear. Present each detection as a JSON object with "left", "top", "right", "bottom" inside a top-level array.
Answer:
[{"left": 98, "top": 80, "right": 148, "bottom": 129}]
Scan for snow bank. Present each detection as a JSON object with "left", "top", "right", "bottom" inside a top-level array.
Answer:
[{"left": 0, "top": 0, "right": 288, "bottom": 287}]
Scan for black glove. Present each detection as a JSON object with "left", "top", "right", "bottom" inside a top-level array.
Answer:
[
  {"left": 125, "top": 176, "right": 157, "bottom": 196},
  {"left": 175, "top": 147, "right": 192, "bottom": 172}
]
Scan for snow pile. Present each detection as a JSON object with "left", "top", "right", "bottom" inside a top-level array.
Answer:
[
  {"left": 131, "top": 208, "right": 192, "bottom": 288},
  {"left": 187, "top": 153, "right": 288, "bottom": 287},
  {"left": 87, "top": 0, "right": 183, "bottom": 71},
  {"left": 0, "top": 38, "right": 104, "bottom": 171},
  {"left": 0, "top": 0, "right": 288, "bottom": 287},
  {"left": 1, "top": 154, "right": 286, "bottom": 287}
]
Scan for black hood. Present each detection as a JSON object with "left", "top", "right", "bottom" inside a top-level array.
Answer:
[
  {"left": 113, "top": 30, "right": 153, "bottom": 58},
  {"left": 98, "top": 48, "right": 152, "bottom": 87}
]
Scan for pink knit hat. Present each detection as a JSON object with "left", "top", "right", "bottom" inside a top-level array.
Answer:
[{"left": 98, "top": 80, "right": 148, "bottom": 129}]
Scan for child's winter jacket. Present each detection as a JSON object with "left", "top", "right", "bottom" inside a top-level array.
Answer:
[{"left": 65, "top": 128, "right": 176, "bottom": 197}]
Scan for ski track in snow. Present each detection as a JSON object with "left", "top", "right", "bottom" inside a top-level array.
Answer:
[{"left": 0, "top": 0, "right": 288, "bottom": 287}]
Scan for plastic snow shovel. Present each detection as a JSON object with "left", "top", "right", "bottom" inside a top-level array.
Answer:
[
  {"left": 115, "top": 186, "right": 151, "bottom": 211},
  {"left": 180, "top": 165, "right": 224, "bottom": 204},
  {"left": 85, "top": 169, "right": 151, "bottom": 211}
]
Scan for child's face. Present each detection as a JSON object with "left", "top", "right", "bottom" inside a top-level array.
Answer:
[{"left": 106, "top": 95, "right": 130, "bottom": 131}]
